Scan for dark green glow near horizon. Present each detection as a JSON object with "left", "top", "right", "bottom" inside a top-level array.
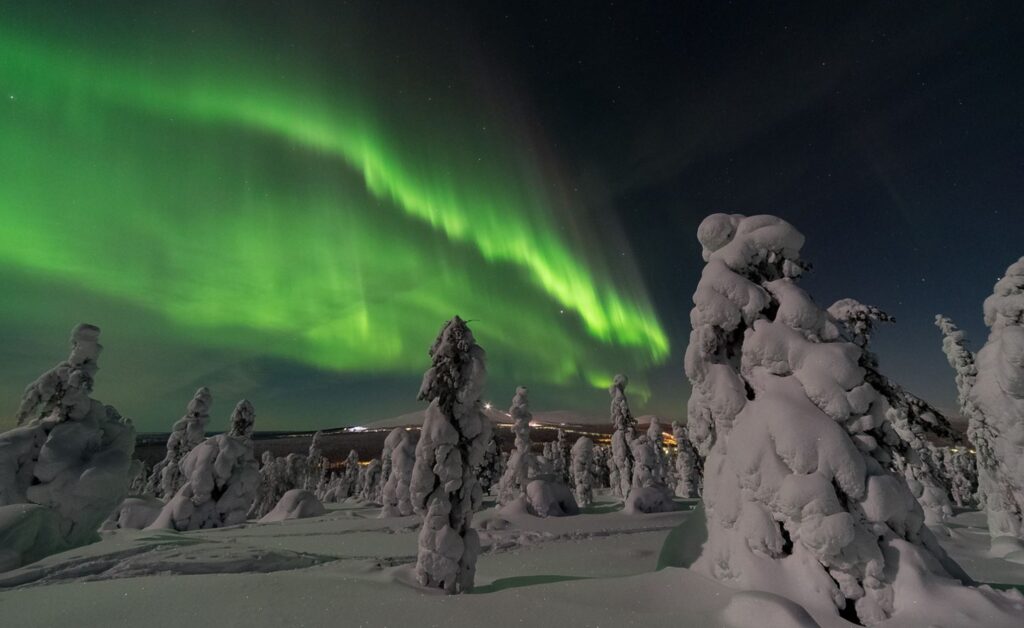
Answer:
[{"left": 0, "top": 9, "right": 668, "bottom": 425}]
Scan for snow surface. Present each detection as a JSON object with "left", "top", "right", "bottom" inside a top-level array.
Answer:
[{"left": 0, "top": 494, "right": 1020, "bottom": 627}]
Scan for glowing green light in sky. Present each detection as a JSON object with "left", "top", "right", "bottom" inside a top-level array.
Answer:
[{"left": 0, "top": 7, "right": 668, "bottom": 427}]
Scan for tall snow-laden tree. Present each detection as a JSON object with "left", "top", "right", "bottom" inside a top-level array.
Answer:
[
  {"left": 646, "top": 417, "right": 668, "bottom": 485},
  {"left": 409, "top": 316, "right": 491, "bottom": 593},
  {"left": 477, "top": 433, "right": 505, "bottom": 495},
  {"left": 609, "top": 374, "right": 636, "bottom": 499},
  {"left": 0, "top": 324, "right": 136, "bottom": 571},
  {"left": 381, "top": 429, "right": 417, "bottom": 517},
  {"left": 342, "top": 449, "right": 360, "bottom": 498},
  {"left": 359, "top": 458, "right": 382, "bottom": 504},
  {"left": 306, "top": 430, "right": 326, "bottom": 492},
  {"left": 497, "top": 386, "right": 533, "bottom": 505},
  {"left": 571, "top": 436, "right": 595, "bottom": 506},
  {"left": 146, "top": 387, "right": 212, "bottom": 499},
  {"left": 672, "top": 420, "right": 700, "bottom": 498},
  {"left": 149, "top": 400, "right": 260, "bottom": 530},
  {"left": 942, "top": 447, "right": 977, "bottom": 508},
  {"left": 684, "top": 213, "right": 1014, "bottom": 625},
  {"left": 958, "top": 258, "right": 1024, "bottom": 547}
]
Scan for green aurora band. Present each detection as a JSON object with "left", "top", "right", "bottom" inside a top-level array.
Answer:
[{"left": 0, "top": 7, "right": 668, "bottom": 427}]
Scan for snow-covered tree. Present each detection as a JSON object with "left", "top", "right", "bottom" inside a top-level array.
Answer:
[
  {"left": 305, "top": 431, "right": 326, "bottom": 492},
  {"left": 358, "top": 458, "right": 382, "bottom": 504},
  {"left": 591, "top": 444, "right": 610, "bottom": 488},
  {"left": 147, "top": 387, "right": 212, "bottom": 499},
  {"left": 954, "top": 258, "right": 1024, "bottom": 546},
  {"left": 646, "top": 417, "right": 668, "bottom": 484},
  {"left": 409, "top": 316, "right": 491, "bottom": 593},
  {"left": 672, "top": 420, "right": 700, "bottom": 498},
  {"left": 149, "top": 400, "right": 259, "bottom": 530},
  {"left": 829, "top": 300, "right": 954, "bottom": 525},
  {"left": 555, "top": 429, "right": 571, "bottom": 484},
  {"left": 942, "top": 448, "right": 977, "bottom": 508},
  {"left": 571, "top": 436, "right": 595, "bottom": 506},
  {"left": 477, "top": 433, "right": 505, "bottom": 495},
  {"left": 0, "top": 324, "right": 135, "bottom": 571},
  {"left": 248, "top": 450, "right": 280, "bottom": 519},
  {"left": 497, "top": 386, "right": 533, "bottom": 505},
  {"left": 625, "top": 429, "right": 674, "bottom": 514},
  {"left": 381, "top": 429, "right": 417, "bottom": 517},
  {"left": 609, "top": 374, "right": 637, "bottom": 499},
  {"left": 343, "top": 449, "right": 361, "bottom": 497},
  {"left": 684, "top": 214, "right": 995, "bottom": 624}
]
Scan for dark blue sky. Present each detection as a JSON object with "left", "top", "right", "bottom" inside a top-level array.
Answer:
[{"left": 462, "top": 1, "right": 1024, "bottom": 418}]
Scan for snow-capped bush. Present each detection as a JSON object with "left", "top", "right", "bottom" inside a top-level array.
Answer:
[
  {"left": 409, "top": 316, "right": 491, "bottom": 593},
  {"left": 609, "top": 374, "right": 636, "bottom": 499},
  {"left": 684, "top": 213, "right": 990, "bottom": 625},
  {"left": 259, "top": 489, "right": 325, "bottom": 523},
  {"left": 962, "top": 258, "right": 1024, "bottom": 544},
  {"left": 0, "top": 324, "right": 135, "bottom": 571},
  {"left": 497, "top": 386, "right": 534, "bottom": 505},
  {"left": 149, "top": 400, "right": 260, "bottom": 531},
  {"left": 146, "top": 387, "right": 212, "bottom": 499},
  {"left": 381, "top": 429, "right": 417, "bottom": 517},
  {"left": 571, "top": 436, "right": 595, "bottom": 506},
  {"left": 672, "top": 420, "right": 700, "bottom": 498}
]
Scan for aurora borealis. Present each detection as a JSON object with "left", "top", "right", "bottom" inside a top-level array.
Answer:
[
  {"left": 0, "top": 3, "right": 667, "bottom": 429},
  {"left": 4, "top": 2, "right": 1023, "bottom": 432}
]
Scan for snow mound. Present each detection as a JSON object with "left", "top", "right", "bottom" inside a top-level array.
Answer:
[
  {"left": 623, "top": 486, "right": 675, "bottom": 515},
  {"left": 721, "top": 591, "right": 820, "bottom": 628},
  {"left": 104, "top": 497, "right": 164, "bottom": 530},
  {"left": 259, "top": 489, "right": 326, "bottom": 523},
  {"left": 524, "top": 480, "right": 579, "bottom": 518}
]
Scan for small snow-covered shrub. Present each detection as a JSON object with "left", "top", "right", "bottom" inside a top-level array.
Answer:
[{"left": 259, "top": 489, "right": 325, "bottom": 523}]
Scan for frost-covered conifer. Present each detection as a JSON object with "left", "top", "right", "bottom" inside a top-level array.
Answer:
[
  {"left": 829, "top": 301, "right": 954, "bottom": 525},
  {"left": 342, "top": 449, "right": 360, "bottom": 498},
  {"left": 571, "top": 437, "right": 594, "bottom": 506},
  {"left": 591, "top": 445, "right": 610, "bottom": 488},
  {"left": 609, "top": 374, "right": 636, "bottom": 499},
  {"left": 306, "top": 431, "right": 326, "bottom": 492},
  {"left": 0, "top": 324, "right": 135, "bottom": 571},
  {"left": 409, "top": 316, "right": 491, "bottom": 593},
  {"left": 672, "top": 420, "right": 700, "bottom": 498},
  {"left": 625, "top": 431, "right": 674, "bottom": 514},
  {"left": 359, "top": 458, "right": 382, "bottom": 504},
  {"left": 684, "top": 214, "right": 1007, "bottom": 624},
  {"left": 943, "top": 448, "right": 977, "bottom": 508},
  {"left": 555, "top": 429, "right": 571, "bottom": 484},
  {"left": 497, "top": 386, "right": 533, "bottom": 505},
  {"left": 477, "top": 433, "right": 505, "bottom": 495},
  {"left": 381, "top": 429, "right": 417, "bottom": 517},
  {"left": 149, "top": 400, "right": 259, "bottom": 530},
  {"left": 646, "top": 418, "right": 668, "bottom": 484},
  {"left": 955, "top": 258, "right": 1024, "bottom": 545},
  {"left": 147, "top": 387, "right": 212, "bottom": 499}
]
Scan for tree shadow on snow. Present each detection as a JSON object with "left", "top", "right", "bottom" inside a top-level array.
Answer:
[{"left": 472, "top": 574, "right": 592, "bottom": 594}]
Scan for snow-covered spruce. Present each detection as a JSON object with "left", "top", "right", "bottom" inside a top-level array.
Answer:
[
  {"left": 571, "top": 436, "right": 595, "bottom": 506},
  {"left": 684, "top": 214, "right": 1013, "bottom": 625},
  {"left": 555, "top": 428, "right": 571, "bottom": 484},
  {"left": 591, "top": 444, "right": 611, "bottom": 488},
  {"left": 942, "top": 447, "right": 977, "bottom": 508},
  {"left": 477, "top": 433, "right": 505, "bottom": 495},
  {"left": 380, "top": 428, "right": 417, "bottom": 517},
  {"left": 342, "top": 449, "right": 360, "bottom": 498},
  {"left": 646, "top": 417, "right": 668, "bottom": 486},
  {"left": 497, "top": 386, "right": 533, "bottom": 505},
  {"left": 305, "top": 430, "right": 326, "bottom": 492},
  {"left": 149, "top": 400, "right": 260, "bottom": 531},
  {"left": 963, "top": 258, "right": 1024, "bottom": 546},
  {"left": 625, "top": 429, "right": 674, "bottom": 514},
  {"left": 146, "top": 387, "right": 212, "bottom": 500},
  {"left": 0, "top": 324, "right": 135, "bottom": 571},
  {"left": 609, "top": 374, "right": 637, "bottom": 499},
  {"left": 358, "top": 458, "right": 382, "bottom": 504},
  {"left": 672, "top": 420, "right": 700, "bottom": 498},
  {"left": 828, "top": 300, "right": 954, "bottom": 526},
  {"left": 409, "top": 316, "right": 492, "bottom": 593}
]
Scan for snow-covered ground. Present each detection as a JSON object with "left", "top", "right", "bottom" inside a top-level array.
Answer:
[{"left": 0, "top": 494, "right": 1020, "bottom": 627}]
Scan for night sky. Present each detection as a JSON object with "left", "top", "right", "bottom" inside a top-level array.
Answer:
[{"left": 2, "top": 1, "right": 1022, "bottom": 432}]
